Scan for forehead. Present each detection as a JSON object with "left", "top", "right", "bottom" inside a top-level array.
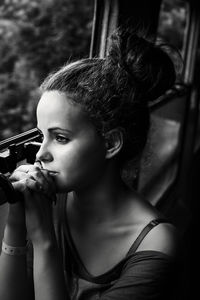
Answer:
[{"left": 37, "top": 91, "right": 89, "bottom": 130}]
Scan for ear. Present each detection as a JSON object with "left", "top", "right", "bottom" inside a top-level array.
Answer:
[{"left": 105, "top": 128, "right": 124, "bottom": 159}]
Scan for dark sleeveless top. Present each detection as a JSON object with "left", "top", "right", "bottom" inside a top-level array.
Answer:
[{"left": 51, "top": 196, "right": 177, "bottom": 300}]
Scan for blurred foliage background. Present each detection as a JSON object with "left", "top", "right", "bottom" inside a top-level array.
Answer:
[
  {"left": 0, "top": 0, "right": 94, "bottom": 140},
  {"left": 0, "top": 0, "right": 187, "bottom": 141}
]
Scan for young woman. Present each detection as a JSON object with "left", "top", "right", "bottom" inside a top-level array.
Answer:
[{"left": 0, "top": 28, "right": 178, "bottom": 300}]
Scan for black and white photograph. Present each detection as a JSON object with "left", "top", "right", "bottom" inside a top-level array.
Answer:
[{"left": 0, "top": 1, "right": 197, "bottom": 299}]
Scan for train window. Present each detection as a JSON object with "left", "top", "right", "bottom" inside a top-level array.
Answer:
[
  {"left": 157, "top": 0, "right": 188, "bottom": 56},
  {"left": 138, "top": 0, "right": 189, "bottom": 205},
  {"left": 0, "top": 0, "right": 94, "bottom": 141},
  {"left": 138, "top": 96, "right": 187, "bottom": 205}
]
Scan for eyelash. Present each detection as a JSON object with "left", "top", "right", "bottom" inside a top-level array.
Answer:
[
  {"left": 37, "top": 130, "right": 69, "bottom": 144},
  {"left": 55, "top": 135, "right": 69, "bottom": 144}
]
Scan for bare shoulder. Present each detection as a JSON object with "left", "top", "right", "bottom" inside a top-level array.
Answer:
[{"left": 136, "top": 222, "right": 179, "bottom": 257}]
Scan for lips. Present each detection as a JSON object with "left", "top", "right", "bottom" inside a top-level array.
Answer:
[{"left": 34, "top": 161, "right": 59, "bottom": 175}]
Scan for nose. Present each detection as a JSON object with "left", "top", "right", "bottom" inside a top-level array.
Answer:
[{"left": 36, "top": 140, "right": 53, "bottom": 163}]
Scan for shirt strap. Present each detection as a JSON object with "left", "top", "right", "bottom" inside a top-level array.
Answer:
[{"left": 126, "top": 218, "right": 168, "bottom": 256}]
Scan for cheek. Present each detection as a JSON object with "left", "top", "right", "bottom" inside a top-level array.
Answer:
[{"left": 53, "top": 141, "right": 106, "bottom": 190}]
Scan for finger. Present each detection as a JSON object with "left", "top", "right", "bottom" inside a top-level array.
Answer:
[
  {"left": 40, "top": 169, "right": 56, "bottom": 187},
  {"left": 36, "top": 169, "right": 57, "bottom": 192},
  {"left": 34, "top": 161, "right": 42, "bottom": 168},
  {"left": 9, "top": 165, "right": 41, "bottom": 182},
  {"left": 11, "top": 166, "right": 45, "bottom": 186},
  {"left": 28, "top": 170, "right": 50, "bottom": 192},
  {"left": 28, "top": 170, "right": 56, "bottom": 199},
  {"left": 10, "top": 165, "right": 56, "bottom": 198},
  {"left": 12, "top": 178, "right": 41, "bottom": 193},
  {"left": 9, "top": 170, "right": 29, "bottom": 182},
  {"left": 25, "top": 178, "right": 43, "bottom": 193},
  {"left": 13, "top": 164, "right": 38, "bottom": 173}
]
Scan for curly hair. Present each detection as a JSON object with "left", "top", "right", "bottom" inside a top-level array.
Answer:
[{"left": 40, "top": 27, "right": 176, "bottom": 165}]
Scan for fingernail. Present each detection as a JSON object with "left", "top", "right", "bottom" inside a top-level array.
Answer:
[
  {"left": 34, "top": 161, "right": 42, "bottom": 168},
  {"left": 48, "top": 172, "right": 58, "bottom": 176}
]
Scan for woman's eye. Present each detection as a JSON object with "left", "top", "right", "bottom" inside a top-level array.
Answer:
[{"left": 55, "top": 135, "right": 69, "bottom": 144}]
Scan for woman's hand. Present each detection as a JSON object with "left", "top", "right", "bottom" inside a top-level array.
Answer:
[{"left": 9, "top": 164, "right": 57, "bottom": 244}]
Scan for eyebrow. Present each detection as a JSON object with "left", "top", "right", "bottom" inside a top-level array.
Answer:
[
  {"left": 49, "top": 127, "right": 72, "bottom": 134},
  {"left": 37, "top": 127, "right": 72, "bottom": 134}
]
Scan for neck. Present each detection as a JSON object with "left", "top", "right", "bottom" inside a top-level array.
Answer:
[{"left": 69, "top": 164, "right": 130, "bottom": 224}]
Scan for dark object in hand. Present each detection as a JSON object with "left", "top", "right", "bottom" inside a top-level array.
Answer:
[{"left": 0, "top": 173, "right": 23, "bottom": 206}]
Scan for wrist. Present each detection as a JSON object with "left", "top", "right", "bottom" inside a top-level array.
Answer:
[
  {"left": 30, "top": 226, "right": 57, "bottom": 249},
  {"left": 2, "top": 239, "right": 28, "bottom": 256},
  {"left": 33, "top": 236, "right": 58, "bottom": 257},
  {"left": 4, "top": 223, "right": 27, "bottom": 247},
  {"left": 7, "top": 202, "right": 26, "bottom": 227}
]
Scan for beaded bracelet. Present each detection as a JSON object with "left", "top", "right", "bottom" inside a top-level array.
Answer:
[{"left": 2, "top": 240, "right": 27, "bottom": 256}]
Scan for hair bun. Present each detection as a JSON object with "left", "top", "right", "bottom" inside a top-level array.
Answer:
[{"left": 107, "top": 27, "right": 176, "bottom": 102}]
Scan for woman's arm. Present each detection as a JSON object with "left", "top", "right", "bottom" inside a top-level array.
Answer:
[
  {"left": 0, "top": 202, "right": 29, "bottom": 300},
  {"left": 23, "top": 188, "right": 68, "bottom": 300},
  {"left": 32, "top": 229, "right": 68, "bottom": 300},
  {"left": 8, "top": 164, "right": 69, "bottom": 300}
]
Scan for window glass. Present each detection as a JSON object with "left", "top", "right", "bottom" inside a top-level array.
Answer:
[
  {"left": 157, "top": 0, "right": 188, "bottom": 55},
  {"left": 138, "top": 97, "right": 186, "bottom": 205},
  {"left": 138, "top": 0, "right": 189, "bottom": 205},
  {"left": 0, "top": 0, "right": 94, "bottom": 140}
]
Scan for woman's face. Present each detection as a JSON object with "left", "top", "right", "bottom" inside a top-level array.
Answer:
[{"left": 36, "top": 91, "right": 107, "bottom": 192}]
